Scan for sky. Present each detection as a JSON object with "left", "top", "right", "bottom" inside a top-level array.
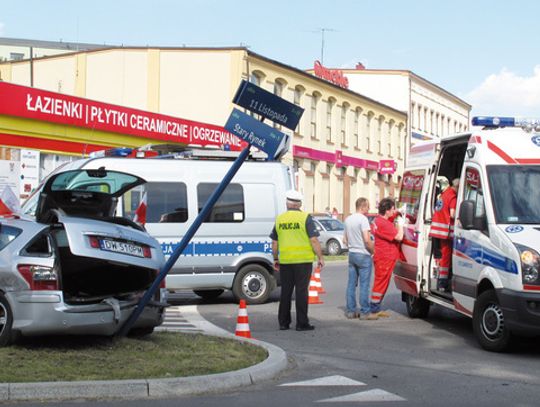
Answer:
[{"left": 2, "top": 0, "right": 540, "bottom": 117}]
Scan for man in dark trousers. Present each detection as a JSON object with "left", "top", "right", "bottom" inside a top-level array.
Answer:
[{"left": 271, "top": 190, "right": 324, "bottom": 331}]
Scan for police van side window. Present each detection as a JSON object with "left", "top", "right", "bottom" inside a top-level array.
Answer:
[
  {"left": 399, "top": 170, "right": 424, "bottom": 224},
  {"left": 197, "top": 183, "right": 245, "bottom": 223},
  {"left": 123, "top": 182, "right": 188, "bottom": 223}
]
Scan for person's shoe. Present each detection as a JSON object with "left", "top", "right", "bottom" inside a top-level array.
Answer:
[
  {"left": 358, "top": 313, "right": 370, "bottom": 320},
  {"left": 296, "top": 324, "right": 315, "bottom": 331},
  {"left": 366, "top": 313, "right": 379, "bottom": 320},
  {"left": 279, "top": 325, "right": 290, "bottom": 331},
  {"left": 437, "top": 279, "right": 449, "bottom": 292},
  {"left": 375, "top": 310, "right": 390, "bottom": 318},
  {"left": 345, "top": 311, "right": 358, "bottom": 319}
]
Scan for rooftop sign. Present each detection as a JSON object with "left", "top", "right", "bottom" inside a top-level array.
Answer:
[{"left": 313, "top": 60, "right": 349, "bottom": 89}]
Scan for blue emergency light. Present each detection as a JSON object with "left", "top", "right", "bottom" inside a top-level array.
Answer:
[
  {"left": 89, "top": 147, "right": 134, "bottom": 158},
  {"left": 472, "top": 116, "right": 540, "bottom": 131}
]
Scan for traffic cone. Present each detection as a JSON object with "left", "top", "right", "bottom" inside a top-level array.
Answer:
[
  {"left": 314, "top": 266, "right": 326, "bottom": 294},
  {"left": 235, "top": 299, "right": 252, "bottom": 338},
  {"left": 308, "top": 276, "right": 324, "bottom": 304}
]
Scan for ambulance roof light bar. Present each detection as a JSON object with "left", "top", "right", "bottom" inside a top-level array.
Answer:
[{"left": 472, "top": 116, "right": 540, "bottom": 132}]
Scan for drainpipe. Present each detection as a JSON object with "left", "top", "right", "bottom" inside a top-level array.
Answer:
[{"left": 30, "top": 46, "right": 34, "bottom": 87}]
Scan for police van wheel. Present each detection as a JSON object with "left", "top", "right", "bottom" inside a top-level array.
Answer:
[
  {"left": 193, "top": 289, "right": 224, "bottom": 301},
  {"left": 404, "top": 293, "right": 430, "bottom": 318},
  {"left": 327, "top": 239, "right": 342, "bottom": 256},
  {"left": 0, "top": 294, "right": 14, "bottom": 347},
  {"left": 232, "top": 265, "right": 273, "bottom": 305},
  {"left": 473, "top": 290, "right": 511, "bottom": 352}
]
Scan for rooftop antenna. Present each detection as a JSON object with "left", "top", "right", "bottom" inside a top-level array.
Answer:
[{"left": 318, "top": 27, "right": 336, "bottom": 65}]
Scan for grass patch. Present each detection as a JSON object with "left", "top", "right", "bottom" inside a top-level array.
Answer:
[{"left": 0, "top": 332, "right": 267, "bottom": 383}]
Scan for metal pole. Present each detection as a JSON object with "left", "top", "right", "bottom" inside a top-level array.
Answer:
[{"left": 117, "top": 145, "right": 251, "bottom": 337}]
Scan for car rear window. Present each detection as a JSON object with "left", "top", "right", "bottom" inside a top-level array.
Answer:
[{"left": 0, "top": 224, "right": 22, "bottom": 250}]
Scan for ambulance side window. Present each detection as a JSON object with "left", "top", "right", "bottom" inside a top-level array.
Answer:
[
  {"left": 197, "top": 183, "right": 245, "bottom": 223},
  {"left": 464, "top": 167, "right": 487, "bottom": 230},
  {"left": 398, "top": 170, "right": 424, "bottom": 224}
]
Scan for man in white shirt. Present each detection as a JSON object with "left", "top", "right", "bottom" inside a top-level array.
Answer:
[{"left": 343, "top": 197, "right": 375, "bottom": 319}]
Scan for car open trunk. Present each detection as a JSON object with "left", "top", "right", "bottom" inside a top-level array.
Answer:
[{"left": 57, "top": 244, "right": 157, "bottom": 304}]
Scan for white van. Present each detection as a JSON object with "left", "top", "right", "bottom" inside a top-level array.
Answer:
[
  {"left": 23, "top": 147, "right": 294, "bottom": 304},
  {"left": 395, "top": 116, "right": 540, "bottom": 351}
]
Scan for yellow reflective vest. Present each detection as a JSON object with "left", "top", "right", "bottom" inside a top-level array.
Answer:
[{"left": 275, "top": 210, "right": 315, "bottom": 264}]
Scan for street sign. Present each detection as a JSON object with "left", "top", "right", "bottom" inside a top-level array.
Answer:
[
  {"left": 233, "top": 80, "right": 304, "bottom": 131},
  {"left": 224, "top": 108, "right": 286, "bottom": 159}
]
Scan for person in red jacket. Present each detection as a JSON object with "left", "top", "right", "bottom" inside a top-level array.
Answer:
[
  {"left": 429, "top": 178, "right": 459, "bottom": 291},
  {"left": 369, "top": 198, "right": 404, "bottom": 318}
]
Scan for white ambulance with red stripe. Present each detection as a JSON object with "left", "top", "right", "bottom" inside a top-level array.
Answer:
[{"left": 395, "top": 116, "right": 540, "bottom": 351}]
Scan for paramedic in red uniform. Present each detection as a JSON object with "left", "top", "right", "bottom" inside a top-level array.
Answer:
[
  {"left": 429, "top": 178, "right": 459, "bottom": 291},
  {"left": 369, "top": 198, "right": 404, "bottom": 318}
]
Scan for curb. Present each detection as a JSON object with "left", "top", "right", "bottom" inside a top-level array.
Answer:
[{"left": 1, "top": 332, "right": 288, "bottom": 402}]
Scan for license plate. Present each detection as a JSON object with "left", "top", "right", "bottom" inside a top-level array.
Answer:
[{"left": 99, "top": 239, "right": 144, "bottom": 257}]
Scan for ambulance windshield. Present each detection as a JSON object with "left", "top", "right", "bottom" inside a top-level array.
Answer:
[{"left": 488, "top": 165, "right": 540, "bottom": 224}]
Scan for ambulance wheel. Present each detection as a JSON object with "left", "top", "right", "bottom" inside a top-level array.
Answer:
[
  {"left": 193, "top": 289, "right": 224, "bottom": 301},
  {"left": 473, "top": 290, "right": 511, "bottom": 352},
  {"left": 0, "top": 294, "right": 14, "bottom": 347},
  {"left": 327, "top": 239, "right": 342, "bottom": 256},
  {"left": 404, "top": 293, "right": 430, "bottom": 318},
  {"left": 232, "top": 265, "right": 273, "bottom": 305}
]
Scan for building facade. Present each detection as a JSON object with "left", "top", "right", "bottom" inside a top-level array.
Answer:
[
  {"left": 337, "top": 66, "right": 471, "bottom": 154},
  {"left": 0, "top": 47, "right": 407, "bottom": 216}
]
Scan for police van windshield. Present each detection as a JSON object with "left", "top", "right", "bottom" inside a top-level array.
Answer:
[{"left": 488, "top": 165, "right": 540, "bottom": 224}]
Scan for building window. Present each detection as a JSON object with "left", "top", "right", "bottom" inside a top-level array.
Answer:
[
  {"left": 377, "top": 116, "right": 384, "bottom": 155},
  {"left": 341, "top": 103, "right": 349, "bottom": 146},
  {"left": 326, "top": 98, "right": 335, "bottom": 143},
  {"left": 388, "top": 120, "right": 395, "bottom": 157},
  {"left": 366, "top": 112, "right": 374, "bottom": 152},
  {"left": 311, "top": 93, "right": 320, "bottom": 139},
  {"left": 249, "top": 71, "right": 264, "bottom": 86},
  {"left": 353, "top": 108, "right": 361, "bottom": 148}
]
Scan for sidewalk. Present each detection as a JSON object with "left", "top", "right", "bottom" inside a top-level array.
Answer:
[{"left": 1, "top": 307, "right": 289, "bottom": 402}]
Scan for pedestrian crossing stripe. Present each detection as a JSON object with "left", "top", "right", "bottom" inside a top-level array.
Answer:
[
  {"left": 280, "top": 375, "right": 366, "bottom": 386},
  {"left": 316, "top": 389, "right": 406, "bottom": 402}
]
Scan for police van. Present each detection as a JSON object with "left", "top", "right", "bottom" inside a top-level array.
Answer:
[
  {"left": 395, "top": 116, "right": 540, "bottom": 351},
  {"left": 23, "top": 146, "right": 294, "bottom": 304}
]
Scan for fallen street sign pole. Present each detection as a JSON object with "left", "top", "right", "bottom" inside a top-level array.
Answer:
[{"left": 117, "top": 146, "right": 251, "bottom": 337}]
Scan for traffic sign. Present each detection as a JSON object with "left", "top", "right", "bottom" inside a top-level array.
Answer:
[
  {"left": 224, "top": 108, "right": 286, "bottom": 159},
  {"left": 233, "top": 80, "right": 304, "bottom": 131}
]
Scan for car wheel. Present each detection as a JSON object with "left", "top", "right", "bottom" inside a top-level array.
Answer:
[
  {"left": 327, "top": 239, "right": 341, "bottom": 256},
  {"left": 0, "top": 294, "right": 14, "bottom": 347},
  {"left": 232, "top": 264, "right": 274, "bottom": 305},
  {"left": 404, "top": 293, "right": 430, "bottom": 318},
  {"left": 473, "top": 290, "right": 511, "bottom": 352},
  {"left": 193, "top": 289, "right": 224, "bottom": 301}
]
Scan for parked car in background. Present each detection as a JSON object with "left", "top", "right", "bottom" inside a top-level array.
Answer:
[
  {"left": 312, "top": 216, "right": 346, "bottom": 256},
  {"left": 1, "top": 168, "right": 167, "bottom": 346}
]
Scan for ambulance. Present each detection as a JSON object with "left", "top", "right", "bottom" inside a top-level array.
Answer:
[
  {"left": 22, "top": 146, "right": 294, "bottom": 305},
  {"left": 395, "top": 116, "right": 540, "bottom": 351}
]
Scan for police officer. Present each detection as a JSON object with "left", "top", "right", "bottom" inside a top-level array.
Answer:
[{"left": 270, "top": 190, "right": 324, "bottom": 331}]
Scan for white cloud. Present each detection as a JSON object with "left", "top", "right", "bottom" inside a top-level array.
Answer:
[{"left": 466, "top": 66, "right": 540, "bottom": 117}]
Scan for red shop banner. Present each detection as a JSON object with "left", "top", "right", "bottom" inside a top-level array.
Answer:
[{"left": 0, "top": 82, "right": 244, "bottom": 150}]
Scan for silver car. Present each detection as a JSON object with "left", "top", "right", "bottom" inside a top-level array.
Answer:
[
  {"left": 313, "top": 216, "right": 347, "bottom": 256},
  {"left": 0, "top": 168, "right": 166, "bottom": 346}
]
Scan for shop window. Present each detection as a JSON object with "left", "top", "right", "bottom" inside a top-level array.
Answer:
[{"left": 198, "top": 183, "right": 244, "bottom": 223}]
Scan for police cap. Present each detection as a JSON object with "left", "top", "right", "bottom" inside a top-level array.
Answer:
[{"left": 285, "top": 189, "right": 303, "bottom": 202}]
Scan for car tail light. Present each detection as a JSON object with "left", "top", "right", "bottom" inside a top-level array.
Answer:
[
  {"left": 88, "top": 236, "right": 100, "bottom": 248},
  {"left": 143, "top": 246, "right": 152, "bottom": 258},
  {"left": 17, "top": 264, "right": 59, "bottom": 291}
]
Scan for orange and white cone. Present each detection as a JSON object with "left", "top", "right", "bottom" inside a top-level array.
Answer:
[
  {"left": 314, "top": 266, "right": 326, "bottom": 294},
  {"left": 235, "top": 299, "right": 252, "bottom": 338},
  {"left": 308, "top": 275, "right": 324, "bottom": 304}
]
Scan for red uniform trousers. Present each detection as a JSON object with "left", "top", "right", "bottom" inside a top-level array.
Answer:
[
  {"left": 438, "top": 239, "right": 452, "bottom": 280},
  {"left": 370, "top": 256, "right": 397, "bottom": 313}
]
